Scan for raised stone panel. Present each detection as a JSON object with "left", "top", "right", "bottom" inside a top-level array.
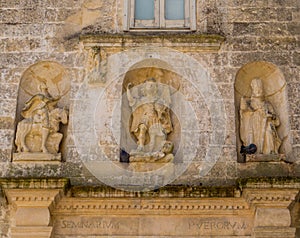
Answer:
[
  {"left": 15, "top": 207, "right": 50, "bottom": 226},
  {"left": 53, "top": 215, "right": 253, "bottom": 237},
  {"left": 254, "top": 207, "right": 291, "bottom": 227}
]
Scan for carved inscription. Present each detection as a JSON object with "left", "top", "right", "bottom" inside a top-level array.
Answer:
[
  {"left": 54, "top": 217, "right": 138, "bottom": 236},
  {"left": 61, "top": 219, "right": 119, "bottom": 229},
  {"left": 187, "top": 218, "right": 252, "bottom": 236},
  {"left": 189, "top": 220, "right": 247, "bottom": 230}
]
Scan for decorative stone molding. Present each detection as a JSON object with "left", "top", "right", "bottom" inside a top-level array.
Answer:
[
  {"left": 54, "top": 198, "right": 250, "bottom": 215},
  {"left": 239, "top": 178, "right": 300, "bottom": 238},
  {"left": 0, "top": 178, "right": 70, "bottom": 190},
  {"left": 81, "top": 33, "right": 225, "bottom": 54},
  {"left": 1, "top": 178, "right": 299, "bottom": 237},
  {"left": 0, "top": 178, "right": 69, "bottom": 238},
  {"left": 52, "top": 197, "right": 253, "bottom": 237},
  {"left": 69, "top": 185, "right": 240, "bottom": 198}
]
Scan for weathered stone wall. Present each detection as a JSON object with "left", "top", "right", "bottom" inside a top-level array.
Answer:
[
  {"left": 0, "top": 0, "right": 299, "bottom": 237},
  {"left": 0, "top": 0, "right": 299, "bottom": 188}
]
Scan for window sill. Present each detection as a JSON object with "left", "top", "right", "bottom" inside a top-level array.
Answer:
[{"left": 80, "top": 33, "right": 225, "bottom": 53}]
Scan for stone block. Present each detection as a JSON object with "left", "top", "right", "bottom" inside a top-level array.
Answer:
[
  {"left": 16, "top": 207, "right": 50, "bottom": 226},
  {"left": 210, "top": 66, "right": 236, "bottom": 83},
  {"left": 0, "top": 99, "right": 17, "bottom": 117},
  {"left": 292, "top": 11, "right": 300, "bottom": 21},
  {"left": 217, "top": 83, "right": 234, "bottom": 100},
  {"left": 231, "top": 0, "right": 268, "bottom": 7},
  {"left": 226, "top": 162, "right": 237, "bottom": 178},
  {"left": 0, "top": 129, "right": 14, "bottom": 148},
  {"left": 230, "top": 52, "right": 261, "bottom": 68},
  {"left": 231, "top": 36, "right": 258, "bottom": 51},
  {"left": 257, "top": 37, "right": 298, "bottom": 52},
  {"left": 253, "top": 227, "right": 296, "bottom": 238},
  {"left": 0, "top": 149, "right": 12, "bottom": 162},
  {"left": 19, "top": 8, "right": 45, "bottom": 24},
  {"left": 291, "top": 159, "right": 300, "bottom": 176},
  {"left": 207, "top": 162, "right": 227, "bottom": 178},
  {"left": 291, "top": 130, "right": 300, "bottom": 145},
  {"left": 0, "top": 117, "right": 14, "bottom": 129},
  {"left": 287, "top": 22, "right": 300, "bottom": 35},
  {"left": 220, "top": 146, "right": 237, "bottom": 162},
  {"left": 232, "top": 22, "right": 288, "bottom": 36},
  {"left": 254, "top": 207, "right": 291, "bottom": 227},
  {"left": 13, "top": 153, "right": 61, "bottom": 164},
  {"left": 0, "top": 83, "right": 18, "bottom": 100},
  {"left": 0, "top": 9, "right": 20, "bottom": 24},
  {"left": 237, "top": 162, "right": 292, "bottom": 177},
  {"left": 0, "top": 0, "right": 22, "bottom": 8},
  {"left": 277, "top": 8, "right": 293, "bottom": 21},
  {"left": 293, "top": 52, "right": 300, "bottom": 66}
]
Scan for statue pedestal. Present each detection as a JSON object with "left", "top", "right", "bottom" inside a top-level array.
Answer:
[
  {"left": 128, "top": 153, "right": 174, "bottom": 172},
  {"left": 246, "top": 153, "right": 287, "bottom": 163},
  {"left": 13, "top": 152, "right": 61, "bottom": 164},
  {"left": 128, "top": 161, "right": 173, "bottom": 172}
]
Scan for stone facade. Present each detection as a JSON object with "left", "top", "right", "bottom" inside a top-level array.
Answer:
[{"left": 0, "top": 0, "right": 300, "bottom": 237}]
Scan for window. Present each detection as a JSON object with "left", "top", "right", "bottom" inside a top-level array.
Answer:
[{"left": 124, "top": 0, "right": 196, "bottom": 30}]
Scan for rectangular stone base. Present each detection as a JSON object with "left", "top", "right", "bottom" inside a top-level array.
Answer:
[
  {"left": 11, "top": 226, "right": 53, "bottom": 238},
  {"left": 246, "top": 154, "right": 286, "bottom": 162},
  {"left": 128, "top": 161, "right": 174, "bottom": 172},
  {"left": 253, "top": 227, "right": 296, "bottom": 238},
  {"left": 13, "top": 152, "right": 61, "bottom": 164}
]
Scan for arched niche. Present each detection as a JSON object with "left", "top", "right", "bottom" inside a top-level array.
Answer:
[
  {"left": 234, "top": 61, "right": 292, "bottom": 162},
  {"left": 75, "top": 46, "right": 226, "bottom": 190},
  {"left": 120, "top": 59, "right": 182, "bottom": 161},
  {"left": 14, "top": 61, "right": 70, "bottom": 160}
]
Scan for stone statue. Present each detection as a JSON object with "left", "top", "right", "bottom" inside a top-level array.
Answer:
[
  {"left": 15, "top": 86, "right": 68, "bottom": 156},
  {"left": 126, "top": 78, "right": 174, "bottom": 162},
  {"left": 240, "top": 78, "right": 281, "bottom": 155}
]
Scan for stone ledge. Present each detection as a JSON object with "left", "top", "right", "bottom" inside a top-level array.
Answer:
[
  {"left": 0, "top": 178, "right": 70, "bottom": 190},
  {"left": 11, "top": 227, "right": 53, "bottom": 238},
  {"left": 13, "top": 152, "right": 61, "bottom": 164},
  {"left": 237, "top": 177, "right": 300, "bottom": 189},
  {"left": 1, "top": 177, "right": 300, "bottom": 197},
  {"left": 253, "top": 227, "right": 296, "bottom": 238},
  {"left": 53, "top": 197, "right": 250, "bottom": 216},
  {"left": 80, "top": 33, "right": 225, "bottom": 52},
  {"left": 69, "top": 184, "right": 239, "bottom": 198}
]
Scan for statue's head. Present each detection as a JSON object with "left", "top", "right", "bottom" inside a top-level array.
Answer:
[
  {"left": 250, "top": 78, "right": 264, "bottom": 97},
  {"left": 162, "top": 141, "right": 174, "bottom": 154},
  {"left": 143, "top": 77, "right": 158, "bottom": 96}
]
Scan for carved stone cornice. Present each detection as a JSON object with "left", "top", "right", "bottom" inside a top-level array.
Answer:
[
  {"left": 80, "top": 33, "right": 225, "bottom": 53},
  {"left": 238, "top": 177, "right": 300, "bottom": 208},
  {"left": 69, "top": 185, "right": 239, "bottom": 198},
  {"left": 242, "top": 188, "right": 299, "bottom": 208},
  {"left": 1, "top": 178, "right": 70, "bottom": 211},
  {"left": 53, "top": 197, "right": 251, "bottom": 216},
  {"left": 0, "top": 178, "right": 70, "bottom": 190},
  {"left": 5, "top": 189, "right": 63, "bottom": 208},
  {"left": 0, "top": 178, "right": 70, "bottom": 238},
  {"left": 238, "top": 177, "right": 300, "bottom": 190}
]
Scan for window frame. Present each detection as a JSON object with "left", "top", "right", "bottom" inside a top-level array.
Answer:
[{"left": 124, "top": 0, "right": 196, "bottom": 31}]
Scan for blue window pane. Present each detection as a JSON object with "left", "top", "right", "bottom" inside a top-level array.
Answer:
[
  {"left": 165, "top": 0, "right": 185, "bottom": 20},
  {"left": 135, "top": 0, "right": 155, "bottom": 20}
]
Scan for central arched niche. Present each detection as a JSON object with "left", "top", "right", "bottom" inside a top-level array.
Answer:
[
  {"left": 234, "top": 61, "right": 293, "bottom": 162},
  {"left": 120, "top": 59, "right": 181, "bottom": 162}
]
